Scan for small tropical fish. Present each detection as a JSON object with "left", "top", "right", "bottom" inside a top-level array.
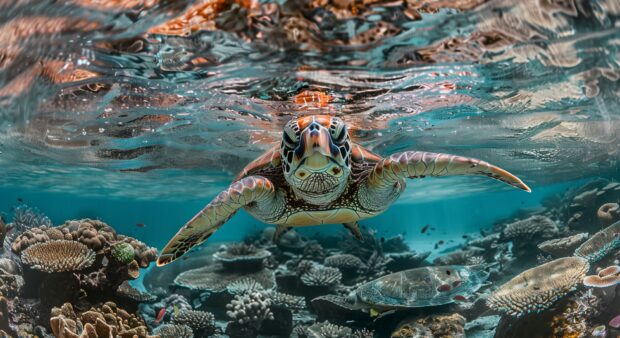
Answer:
[
  {"left": 173, "top": 304, "right": 179, "bottom": 317},
  {"left": 370, "top": 308, "right": 380, "bottom": 317},
  {"left": 136, "top": 223, "right": 145, "bottom": 228},
  {"left": 421, "top": 224, "right": 430, "bottom": 233},
  {"left": 436, "top": 283, "right": 452, "bottom": 292},
  {"left": 154, "top": 307, "right": 167, "bottom": 325},
  {"left": 453, "top": 295, "right": 468, "bottom": 302},
  {"left": 17, "top": 198, "right": 23, "bottom": 202},
  {"left": 380, "top": 237, "right": 385, "bottom": 243}
]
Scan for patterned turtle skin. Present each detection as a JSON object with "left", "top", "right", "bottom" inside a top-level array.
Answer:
[
  {"left": 346, "top": 265, "right": 490, "bottom": 311},
  {"left": 157, "top": 115, "right": 530, "bottom": 266}
]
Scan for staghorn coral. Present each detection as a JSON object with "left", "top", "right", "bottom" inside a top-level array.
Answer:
[
  {"left": 227, "top": 277, "right": 266, "bottom": 295},
  {"left": 574, "top": 220, "right": 620, "bottom": 262},
  {"left": 537, "top": 233, "right": 589, "bottom": 257},
  {"left": 300, "top": 266, "right": 342, "bottom": 287},
  {"left": 487, "top": 257, "right": 589, "bottom": 316},
  {"left": 116, "top": 281, "right": 157, "bottom": 302},
  {"left": 392, "top": 314, "right": 466, "bottom": 338},
  {"left": 111, "top": 243, "right": 135, "bottom": 264},
  {"left": 226, "top": 291, "right": 274, "bottom": 329},
  {"left": 21, "top": 240, "right": 95, "bottom": 273},
  {"left": 267, "top": 291, "right": 306, "bottom": 310},
  {"left": 175, "top": 264, "right": 275, "bottom": 292},
  {"left": 501, "top": 216, "right": 559, "bottom": 242},
  {"left": 324, "top": 254, "right": 365, "bottom": 274},
  {"left": 153, "top": 324, "right": 194, "bottom": 338},
  {"left": 171, "top": 309, "right": 216, "bottom": 336}
]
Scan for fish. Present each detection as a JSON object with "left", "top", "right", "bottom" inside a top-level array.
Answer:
[
  {"left": 453, "top": 295, "right": 468, "bottom": 302},
  {"left": 154, "top": 306, "right": 167, "bottom": 325},
  {"left": 380, "top": 237, "right": 385, "bottom": 243},
  {"left": 421, "top": 224, "right": 430, "bottom": 233},
  {"left": 136, "top": 223, "right": 145, "bottom": 228},
  {"left": 17, "top": 198, "right": 23, "bottom": 202},
  {"left": 173, "top": 304, "right": 179, "bottom": 317}
]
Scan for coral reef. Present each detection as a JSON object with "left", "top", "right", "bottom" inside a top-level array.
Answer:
[
  {"left": 574, "top": 220, "right": 620, "bottom": 262},
  {"left": 324, "top": 254, "right": 365, "bottom": 274},
  {"left": 583, "top": 265, "right": 620, "bottom": 288},
  {"left": 300, "top": 266, "right": 342, "bottom": 288},
  {"left": 295, "top": 321, "right": 373, "bottom": 338},
  {"left": 225, "top": 291, "right": 274, "bottom": 337},
  {"left": 171, "top": 309, "right": 216, "bottom": 337},
  {"left": 153, "top": 324, "right": 194, "bottom": 338},
  {"left": 50, "top": 301, "right": 153, "bottom": 338},
  {"left": 116, "top": 281, "right": 157, "bottom": 302},
  {"left": 597, "top": 203, "right": 620, "bottom": 226},
  {"left": 391, "top": 313, "right": 466, "bottom": 338},
  {"left": 111, "top": 243, "right": 135, "bottom": 265},
  {"left": 175, "top": 264, "right": 275, "bottom": 292},
  {"left": 537, "top": 233, "right": 589, "bottom": 257},
  {"left": 487, "top": 257, "right": 589, "bottom": 316},
  {"left": 214, "top": 243, "right": 271, "bottom": 270},
  {"left": 21, "top": 240, "right": 96, "bottom": 273},
  {"left": 500, "top": 215, "right": 559, "bottom": 242}
]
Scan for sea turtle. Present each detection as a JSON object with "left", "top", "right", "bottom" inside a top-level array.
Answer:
[
  {"left": 347, "top": 265, "right": 489, "bottom": 314},
  {"left": 157, "top": 115, "right": 530, "bottom": 265}
]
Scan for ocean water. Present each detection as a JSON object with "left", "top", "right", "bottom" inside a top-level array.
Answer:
[{"left": 0, "top": 0, "right": 619, "bottom": 337}]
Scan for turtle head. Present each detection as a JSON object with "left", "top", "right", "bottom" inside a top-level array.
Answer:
[{"left": 281, "top": 115, "right": 351, "bottom": 205}]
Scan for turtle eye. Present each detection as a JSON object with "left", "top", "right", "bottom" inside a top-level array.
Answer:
[
  {"left": 330, "top": 121, "right": 347, "bottom": 145},
  {"left": 282, "top": 123, "right": 299, "bottom": 149}
]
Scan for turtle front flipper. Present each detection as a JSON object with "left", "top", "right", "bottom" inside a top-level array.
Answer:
[
  {"left": 157, "top": 176, "right": 278, "bottom": 266},
  {"left": 343, "top": 222, "right": 364, "bottom": 241},
  {"left": 363, "top": 151, "right": 530, "bottom": 203}
]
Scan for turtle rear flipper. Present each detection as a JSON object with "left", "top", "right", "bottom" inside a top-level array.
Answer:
[{"left": 157, "top": 176, "right": 278, "bottom": 266}]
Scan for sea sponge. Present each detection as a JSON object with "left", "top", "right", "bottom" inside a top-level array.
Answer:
[
  {"left": 324, "top": 254, "right": 366, "bottom": 274},
  {"left": 300, "top": 266, "right": 342, "bottom": 287},
  {"left": 116, "top": 281, "right": 157, "bottom": 302},
  {"left": 597, "top": 203, "right": 620, "bottom": 226},
  {"left": 175, "top": 264, "right": 275, "bottom": 292},
  {"left": 213, "top": 243, "right": 271, "bottom": 270},
  {"left": 171, "top": 309, "right": 216, "bottom": 336},
  {"left": 583, "top": 265, "right": 620, "bottom": 288},
  {"left": 153, "top": 324, "right": 194, "bottom": 338},
  {"left": 21, "top": 240, "right": 95, "bottom": 273},
  {"left": 537, "top": 233, "right": 589, "bottom": 257},
  {"left": 574, "top": 220, "right": 620, "bottom": 262},
  {"left": 487, "top": 257, "right": 589, "bottom": 316},
  {"left": 111, "top": 243, "right": 135, "bottom": 264},
  {"left": 226, "top": 291, "right": 274, "bottom": 329},
  {"left": 501, "top": 216, "right": 559, "bottom": 242}
]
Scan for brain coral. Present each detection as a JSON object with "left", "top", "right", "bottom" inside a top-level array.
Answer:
[
  {"left": 574, "top": 220, "right": 620, "bottom": 262},
  {"left": 21, "top": 240, "right": 96, "bottom": 273},
  {"left": 487, "top": 256, "right": 589, "bottom": 316}
]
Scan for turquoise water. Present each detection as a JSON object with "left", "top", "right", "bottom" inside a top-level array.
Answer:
[{"left": 0, "top": 0, "right": 619, "bottom": 337}]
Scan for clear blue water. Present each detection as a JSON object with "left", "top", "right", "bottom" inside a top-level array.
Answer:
[{"left": 0, "top": 0, "right": 619, "bottom": 336}]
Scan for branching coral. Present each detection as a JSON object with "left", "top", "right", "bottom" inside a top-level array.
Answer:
[
  {"left": 227, "top": 277, "right": 266, "bottom": 295},
  {"left": 21, "top": 240, "right": 96, "bottom": 273},
  {"left": 300, "top": 266, "right": 342, "bottom": 287},
  {"left": 226, "top": 291, "right": 274, "bottom": 329},
  {"left": 295, "top": 321, "right": 372, "bottom": 338},
  {"left": 9, "top": 205, "right": 52, "bottom": 241},
  {"left": 487, "top": 257, "right": 589, "bottom": 316},
  {"left": 267, "top": 291, "right": 306, "bottom": 310},
  {"left": 324, "top": 254, "right": 366, "bottom": 274},
  {"left": 171, "top": 309, "right": 216, "bottom": 336},
  {"left": 153, "top": 324, "right": 194, "bottom": 338}
]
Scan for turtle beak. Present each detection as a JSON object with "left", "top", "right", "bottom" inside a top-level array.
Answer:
[{"left": 298, "top": 125, "right": 336, "bottom": 170}]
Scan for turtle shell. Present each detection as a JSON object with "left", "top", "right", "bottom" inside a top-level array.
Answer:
[{"left": 355, "top": 265, "right": 489, "bottom": 310}]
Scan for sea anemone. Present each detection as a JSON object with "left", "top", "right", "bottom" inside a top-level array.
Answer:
[{"left": 487, "top": 257, "right": 589, "bottom": 316}]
